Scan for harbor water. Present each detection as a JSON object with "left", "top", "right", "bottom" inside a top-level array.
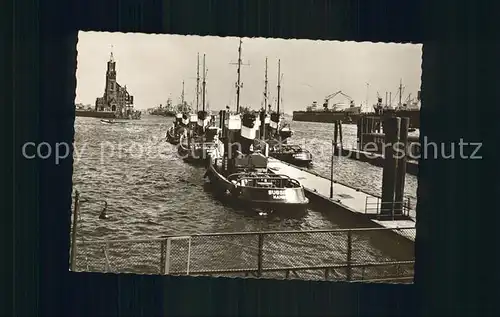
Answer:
[{"left": 73, "top": 115, "right": 417, "bottom": 276}]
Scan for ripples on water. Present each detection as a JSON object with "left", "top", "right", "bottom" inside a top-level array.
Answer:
[{"left": 73, "top": 115, "right": 417, "bottom": 273}]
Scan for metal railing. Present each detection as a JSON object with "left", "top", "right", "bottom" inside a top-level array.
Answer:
[
  {"left": 73, "top": 227, "right": 416, "bottom": 283},
  {"left": 364, "top": 196, "right": 413, "bottom": 219}
]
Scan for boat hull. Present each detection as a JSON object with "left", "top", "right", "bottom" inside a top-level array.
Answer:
[
  {"left": 205, "top": 164, "right": 309, "bottom": 215},
  {"left": 166, "top": 126, "right": 182, "bottom": 145},
  {"left": 292, "top": 110, "right": 420, "bottom": 128}
]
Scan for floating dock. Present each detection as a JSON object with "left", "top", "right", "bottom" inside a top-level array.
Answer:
[
  {"left": 327, "top": 117, "right": 419, "bottom": 176},
  {"left": 268, "top": 158, "right": 416, "bottom": 242}
]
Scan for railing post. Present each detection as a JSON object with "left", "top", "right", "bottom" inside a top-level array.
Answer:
[
  {"left": 186, "top": 238, "right": 192, "bottom": 275},
  {"left": 160, "top": 240, "right": 166, "bottom": 274},
  {"left": 70, "top": 190, "right": 79, "bottom": 271},
  {"left": 257, "top": 233, "right": 264, "bottom": 277},
  {"left": 346, "top": 230, "right": 353, "bottom": 281},
  {"left": 104, "top": 242, "right": 111, "bottom": 272},
  {"left": 165, "top": 238, "right": 172, "bottom": 275}
]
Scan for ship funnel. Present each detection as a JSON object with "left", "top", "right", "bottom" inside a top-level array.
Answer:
[
  {"left": 270, "top": 112, "right": 280, "bottom": 130},
  {"left": 240, "top": 112, "right": 257, "bottom": 154},
  {"left": 197, "top": 110, "right": 210, "bottom": 134},
  {"left": 181, "top": 114, "right": 189, "bottom": 125}
]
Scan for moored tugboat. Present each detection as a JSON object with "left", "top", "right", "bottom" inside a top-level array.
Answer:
[
  {"left": 177, "top": 54, "right": 224, "bottom": 164},
  {"left": 265, "top": 59, "right": 313, "bottom": 166},
  {"left": 268, "top": 144, "right": 313, "bottom": 167},
  {"left": 178, "top": 110, "right": 224, "bottom": 165},
  {"left": 205, "top": 111, "right": 309, "bottom": 215},
  {"left": 166, "top": 113, "right": 188, "bottom": 145}
]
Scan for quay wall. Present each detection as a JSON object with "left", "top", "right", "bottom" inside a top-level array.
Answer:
[{"left": 76, "top": 110, "right": 115, "bottom": 119}]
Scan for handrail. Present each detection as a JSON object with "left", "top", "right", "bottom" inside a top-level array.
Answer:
[
  {"left": 364, "top": 196, "right": 413, "bottom": 217},
  {"left": 228, "top": 173, "right": 293, "bottom": 180}
]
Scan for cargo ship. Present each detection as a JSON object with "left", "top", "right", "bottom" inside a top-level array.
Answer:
[
  {"left": 292, "top": 90, "right": 362, "bottom": 124},
  {"left": 292, "top": 82, "right": 421, "bottom": 129}
]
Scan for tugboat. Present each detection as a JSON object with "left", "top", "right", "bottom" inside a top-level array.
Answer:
[
  {"left": 167, "top": 80, "right": 191, "bottom": 145},
  {"left": 177, "top": 54, "right": 224, "bottom": 164},
  {"left": 268, "top": 144, "right": 312, "bottom": 166},
  {"left": 166, "top": 113, "right": 187, "bottom": 145},
  {"left": 205, "top": 112, "right": 309, "bottom": 214},
  {"left": 265, "top": 59, "right": 312, "bottom": 166}
]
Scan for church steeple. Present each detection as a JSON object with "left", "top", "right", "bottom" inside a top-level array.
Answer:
[
  {"left": 107, "top": 45, "right": 116, "bottom": 79},
  {"left": 105, "top": 45, "right": 117, "bottom": 100},
  {"left": 109, "top": 45, "right": 114, "bottom": 62}
]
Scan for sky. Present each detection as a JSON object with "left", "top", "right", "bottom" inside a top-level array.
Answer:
[{"left": 75, "top": 31, "right": 422, "bottom": 113}]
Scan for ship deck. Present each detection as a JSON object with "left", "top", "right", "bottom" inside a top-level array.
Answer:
[{"left": 267, "top": 158, "right": 416, "bottom": 242}]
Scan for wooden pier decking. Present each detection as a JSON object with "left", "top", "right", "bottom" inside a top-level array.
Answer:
[{"left": 267, "top": 158, "right": 416, "bottom": 242}]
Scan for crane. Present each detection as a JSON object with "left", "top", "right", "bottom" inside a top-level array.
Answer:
[{"left": 322, "top": 90, "right": 354, "bottom": 111}]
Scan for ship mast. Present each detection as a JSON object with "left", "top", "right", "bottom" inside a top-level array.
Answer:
[
  {"left": 264, "top": 57, "right": 269, "bottom": 109},
  {"left": 196, "top": 53, "right": 200, "bottom": 112},
  {"left": 236, "top": 39, "right": 242, "bottom": 113},
  {"left": 276, "top": 59, "right": 281, "bottom": 115},
  {"left": 229, "top": 38, "right": 248, "bottom": 113},
  {"left": 398, "top": 78, "right": 403, "bottom": 107},
  {"left": 202, "top": 54, "right": 206, "bottom": 112}
]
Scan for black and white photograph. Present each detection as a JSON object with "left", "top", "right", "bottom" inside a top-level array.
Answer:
[{"left": 70, "top": 31, "right": 421, "bottom": 282}]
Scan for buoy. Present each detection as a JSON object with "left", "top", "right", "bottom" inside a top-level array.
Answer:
[{"left": 99, "top": 201, "right": 109, "bottom": 220}]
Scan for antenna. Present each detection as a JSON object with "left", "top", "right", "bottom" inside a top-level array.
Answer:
[
  {"left": 264, "top": 57, "right": 269, "bottom": 110},
  {"left": 196, "top": 53, "right": 200, "bottom": 112},
  {"left": 229, "top": 38, "right": 250, "bottom": 113},
  {"left": 398, "top": 79, "right": 403, "bottom": 107},
  {"left": 365, "top": 83, "right": 370, "bottom": 110},
  {"left": 276, "top": 59, "right": 281, "bottom": 115}
]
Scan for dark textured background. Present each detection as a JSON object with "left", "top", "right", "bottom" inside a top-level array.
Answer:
[{"left": 2, "top": 0, "right": 497, "bottom": 316}]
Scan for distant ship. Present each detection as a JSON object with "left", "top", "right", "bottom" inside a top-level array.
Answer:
[
  {"left": 150, "top": 98, "right": 176, "bottom": 117},
  {"left": 292, "top": 82, "right": 421, "bottom": 129},
  {"left": 292, "top": 90, "right": 362, "bottom": 124}
]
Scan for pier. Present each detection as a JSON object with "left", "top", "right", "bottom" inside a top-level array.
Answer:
[{"left": 268, "top": 158, "right": 416, "bottom": 242}]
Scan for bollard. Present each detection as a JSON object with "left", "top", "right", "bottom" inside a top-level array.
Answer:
[
  {"left": 380, "top": 117, "right": 401, "bottom": 217},
  {"left": 394, "top": 117, "right": 410, "bottom": 216}
]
